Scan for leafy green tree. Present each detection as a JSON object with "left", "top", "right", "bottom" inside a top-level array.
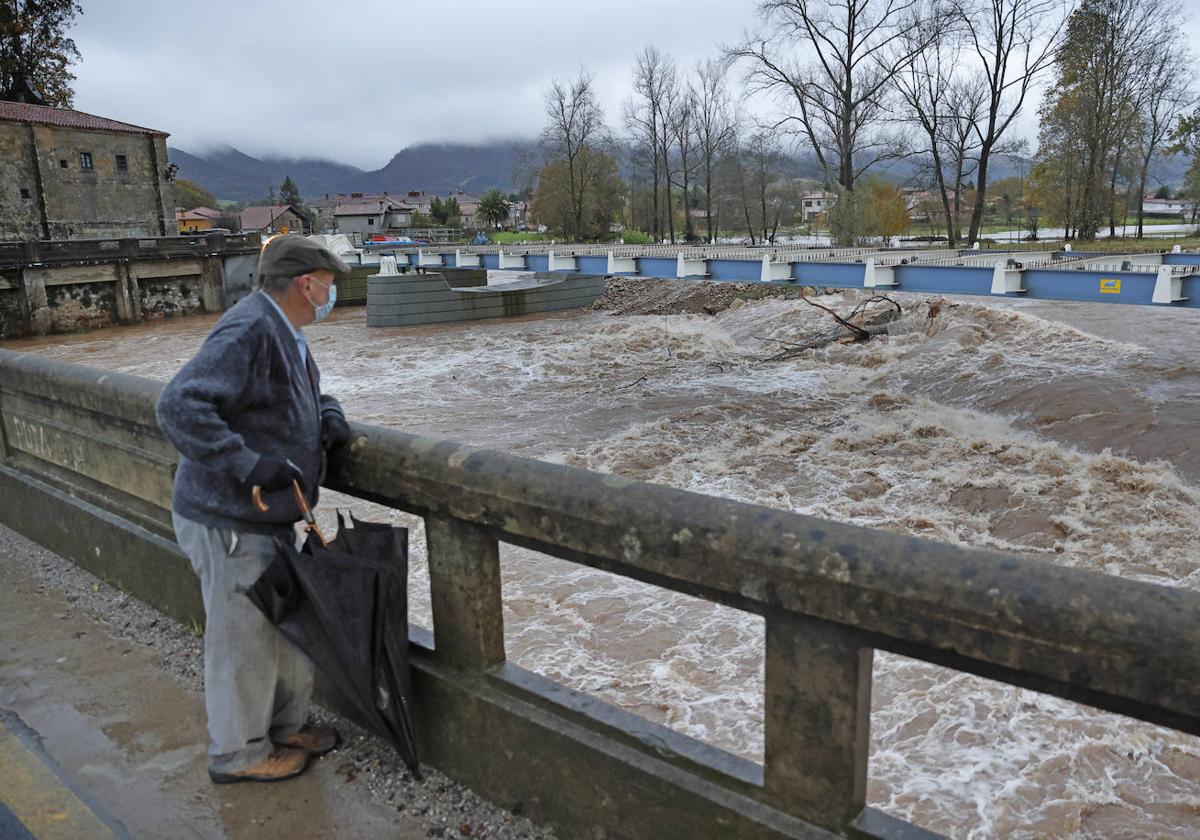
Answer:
[
  {"left": 429, "top": 196, "right": 461, "bottom": 226},
  {"left": 826, "top": 179, "right": 910, "bottom": 245},
  {"left": 1172, "top": 111, "right": 1200, "bottom": 223},
  {"left": 989, "top": 177, "right": 1024, "bottom": 227},
  {"left": 279, "top": 176, "right": 302, "bottom": 207},
  {"left": 827, "top": 187, "right": 862, "bottom": 245},
  {"left": 477, "top": 189, "right": 511, "bottom": 228},
  {"left": 175, "top": 179, "right": 217, "bottom": 210},
  {"left": 1033, "top": 0, "right": 1172, "bottom": 240},
  {"left": 0, "top": 0, "right": 82, "bottom": 106},
  {"left": 532, "top": 150, "right": 626, "bottom": 240},
  {"left": 863, "top": 179, "right": 910, "bottom": 238}
]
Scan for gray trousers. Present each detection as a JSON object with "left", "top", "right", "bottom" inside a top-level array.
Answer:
[{"left": 173, "top": 513, "right": 314, "bottom": 772}]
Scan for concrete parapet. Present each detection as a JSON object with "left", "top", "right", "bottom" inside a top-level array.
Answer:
[{"left": 1, "top": 348, "right": 1199, "bottom": 838}]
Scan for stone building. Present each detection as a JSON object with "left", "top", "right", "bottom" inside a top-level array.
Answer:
[{"left": 0, "top": 101, "right": 177, "bottom": 241}]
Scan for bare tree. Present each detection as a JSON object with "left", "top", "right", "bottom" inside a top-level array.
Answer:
[
  {"left": 727, "top": 0, "right": 942, "bottom": 192},
  {"left": 955, "top": 0, "right": 1067, "bottom": 244},
  {"left": 1129, "top": 4, "right": 1195, "bottom": 238},
  {"left": 624, "top": 47, "right": 678, "bottom": 241},
  {"left": 942, "top": 76, "right": 987, "bottom": 238},
  {"left": 692, "top": 59, "right": 738, "bottom": 243},
  {"left": 894, "top": 20, "right": 965, "bottom": 243},
  {"left": 714, "top": 130, "right": 760, "bottom": 243},
  {"left": 669, "top": 85, "right": 703, "bottom": 241},
  {"left": 541, "top": 70, "right": 611, "bottom": 241}
]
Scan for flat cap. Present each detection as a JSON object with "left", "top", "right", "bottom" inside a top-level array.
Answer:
[{"left": 257, "top": 234, "right": 352, "bottom": 280}]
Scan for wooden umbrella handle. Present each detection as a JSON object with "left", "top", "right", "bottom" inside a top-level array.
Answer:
[{"left": 249, "top": 482, "right": 328, "bottom": 547}]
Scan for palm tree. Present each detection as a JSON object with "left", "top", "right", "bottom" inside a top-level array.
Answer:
[{"left": 477, "top": 189, "right": 511, "bottom": 229}]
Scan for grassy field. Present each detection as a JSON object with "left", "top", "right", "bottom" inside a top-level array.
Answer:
[{"left": 486, "top": 231, "right": 554, "bottom": 244}]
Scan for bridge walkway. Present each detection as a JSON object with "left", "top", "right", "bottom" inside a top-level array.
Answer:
[{"left": 0, "top": 523, "right": 433, "bottom": 840}]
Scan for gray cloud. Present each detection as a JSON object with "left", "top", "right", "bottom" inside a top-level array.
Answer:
[
  {"left": 69, "top": 0, "right": 1200, "bottom": 169},
  {"left": 71, "top": 0, "right": 764, "bottom": 167}
]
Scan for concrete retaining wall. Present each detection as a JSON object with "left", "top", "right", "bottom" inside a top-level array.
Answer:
[
  {"left": 1, "top": 348, "right": 1198, "bottom": 839},
  {"left": 367, "top": 272, "right": 605, "bottom": 327}
]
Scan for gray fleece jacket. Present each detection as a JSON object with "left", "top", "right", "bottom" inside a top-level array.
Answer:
[{"left": 155, "top": 290, "right": 344, "bottom": 534}]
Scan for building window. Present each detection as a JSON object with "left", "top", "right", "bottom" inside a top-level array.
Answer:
[
  {"left": 116, "top": 154, "right": 128, "bottom": 172},
  {"left": 80, "top": 152, "right": 93, "bottom": 170},
  {"left": 368, "top": 218, "right": 374, "bottom": 226},
  {"left": 59, "top": 159, "right": 68, "bottom": 168},
  {"left": 20, "top": 188, "right": 30, "bottom": 199}
]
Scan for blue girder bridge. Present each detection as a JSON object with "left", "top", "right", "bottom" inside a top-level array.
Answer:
[{"left": 364, "top": 243, "right": 1200, "bottom": 308}]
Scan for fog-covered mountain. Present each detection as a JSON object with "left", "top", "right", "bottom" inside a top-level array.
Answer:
[{"left": 169, "top": 141, "right": 524, "bottom": 202}]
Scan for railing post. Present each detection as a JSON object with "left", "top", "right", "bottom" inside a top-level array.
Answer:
[
  {"left": 763, "top": 613, "right": 872, "bottom": 830},
  {"left": 425, "top": 514, "right": 505, "bottom": 670}
]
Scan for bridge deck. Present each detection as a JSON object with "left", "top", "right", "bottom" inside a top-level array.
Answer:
[{"left": 359, "top": 244, "right": 1200, "bottom": 308}]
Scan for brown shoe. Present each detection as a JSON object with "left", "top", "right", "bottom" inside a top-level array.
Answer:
[
  {"left": 208, "top": 746, "right": 309, "bottom": 784},
  {"left": 275, "top": 723, "right": 340, "bottom": 757}
]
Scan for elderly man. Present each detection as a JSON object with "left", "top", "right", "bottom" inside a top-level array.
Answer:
[{"left": 156, "top": 235, "right": 352, "bottom": 783}]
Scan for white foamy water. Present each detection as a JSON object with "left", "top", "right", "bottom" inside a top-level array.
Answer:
[{"left": 8, "top": 289, "right": 1199, "bottom": 838}]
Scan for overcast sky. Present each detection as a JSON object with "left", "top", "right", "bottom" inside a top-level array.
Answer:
[{"left": 71, "top": 0, "right": 1200, "bottom": 170}]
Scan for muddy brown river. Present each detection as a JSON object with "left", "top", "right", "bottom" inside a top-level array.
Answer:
[{"left": 6, "top": 280, "right": 1199, "bottom": 839}]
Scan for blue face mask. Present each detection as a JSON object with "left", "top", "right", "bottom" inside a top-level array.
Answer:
[{"left": 307, "top": 277, "right": 337, "bottom": 321}]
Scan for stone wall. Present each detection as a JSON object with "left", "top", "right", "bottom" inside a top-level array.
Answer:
[
  {"left": 0, "top": 121, "right": 177, "bottom": 241},
  {"left": 42, "top": 275, "right": 120, "bottom": 332},
  {"left": 133, "top": 259, "right": 209, "bottom": 320},
  {"left": 0, "top": 123, "right": 46, "bottom": 240},
  {"left": 0, "top": 271, "right": 26, "bottom": 337}
]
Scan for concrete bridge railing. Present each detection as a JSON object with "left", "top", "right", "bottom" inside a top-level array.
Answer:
[
  {"left": 1, "top": 347, "right": 1198, "bottom": 839},
  {"left": 0, "top": 232, "right": 261, "bottom": 268}
]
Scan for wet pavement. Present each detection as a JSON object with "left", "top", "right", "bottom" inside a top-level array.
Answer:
[{"left": 0, "top": 528, "right": 429, "bottom": 840}]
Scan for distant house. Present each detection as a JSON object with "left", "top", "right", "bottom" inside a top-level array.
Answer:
[
  {"left": 333, "top": 197, "right": 413, "bottom": 235},
  {"left": 902, "top": 187, "right": 959, "bottom": 216},
  {"left": 0, "top": 101, "right": 177, "bottom": 240},
  {"left": 1142, "top": 197, "right": 1196, "bottom": 218},
  {"left": 175, "top": 206, "right": 224, "bottom": 233},
  {"left": 800, "top": 190, "right": 836, "bottom": 221},
  {"left": 240, "top": 204, "right": 306, "bottom": 235}
]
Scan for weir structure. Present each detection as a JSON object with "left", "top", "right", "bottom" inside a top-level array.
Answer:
[
  {"left": 369, "top": 243, "right": 1200, "bottom": 308},
  {"left": 0, "top": 348, "right": 1198, "bottom": 838},
  {"left": 0, "top": 233, "right": 262, "bottom": 338}
]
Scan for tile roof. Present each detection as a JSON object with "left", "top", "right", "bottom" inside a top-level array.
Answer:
[
  {"left": 240, "top": 205, "right": 299, "bottom": 230},
  {"left": 0, "top": 101, "right": 167, "bottom": 136},
  {"left": 335, "top": 199, "right": 413, "bottom": 215}
]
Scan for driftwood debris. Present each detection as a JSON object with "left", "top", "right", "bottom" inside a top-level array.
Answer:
[{"left": 759, "top": 294, "right": 904, "bottom": 362}]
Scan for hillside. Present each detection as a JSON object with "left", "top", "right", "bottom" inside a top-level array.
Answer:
[{"left": 169, "top": 141, "right": 523, "bottom": 202}]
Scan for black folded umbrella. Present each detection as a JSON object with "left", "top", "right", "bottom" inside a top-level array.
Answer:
[{"left": 246, "top": 504, "right": 421, "bottom": 779}]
